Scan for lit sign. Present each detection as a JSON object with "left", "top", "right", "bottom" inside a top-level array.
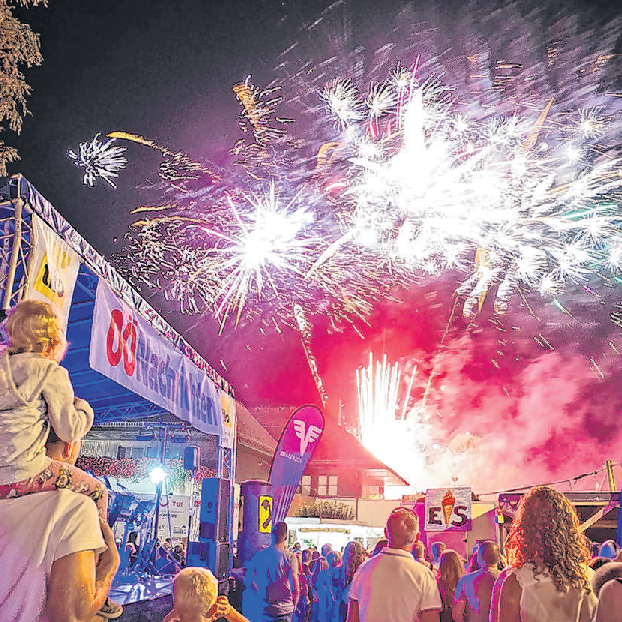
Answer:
[{"left": 425, "top": 487, "right": 472, "bottom": 532}]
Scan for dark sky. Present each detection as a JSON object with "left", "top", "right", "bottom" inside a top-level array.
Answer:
[{"left": 8, "top": 0, "right": 622, "bottom": 492}]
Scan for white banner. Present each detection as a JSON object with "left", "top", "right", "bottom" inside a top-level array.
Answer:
[
  {"left": 90, "top": 279, "right": 223, "bottom": 436},
  {"left": 219, "top": 392, "right": 236, "bottom": 449},
  {"left": 425, "top": 487, "right": 472, "bottom": 532},
  {"left": 27, "top": 214, "right": 80, "bottom": 329}
]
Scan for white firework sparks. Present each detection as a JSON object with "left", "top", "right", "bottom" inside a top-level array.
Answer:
[
  {"left": 67, "top": 134, "right": 127, "bottom": 188},
  {"left": 215, "top": 183, "right": 316, "bottom": 323},
  {"left": 114, "top": 8, "right": 622, "bottom": 337}
]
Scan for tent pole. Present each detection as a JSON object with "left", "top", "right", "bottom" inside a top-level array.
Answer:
[{"left": 3, "top": 196, "right": 23, "bottom": 310}]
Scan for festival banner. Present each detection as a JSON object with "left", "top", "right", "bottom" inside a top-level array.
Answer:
[
  {"left": 26, "top": 214, "right": 80, "bottom": 329},
  {"left": 90, "top": 279, "right": 223, "bottom": 436},
  {"left": 425, "top": 487, "right": 472, "bottom": 532},
  {"left": 219, "top": 391, "right": 236, "bottom": 449},
  {"left": 269, "top": 405, "right": 324, "bottom": 523}
]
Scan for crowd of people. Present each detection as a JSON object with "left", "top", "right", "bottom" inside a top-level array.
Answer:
[
  {"left": 242, "top": 489, "right": 622, "bottom": 622},
  {"left": 1, "top": 300, "right": 622, "bottom": 622}
]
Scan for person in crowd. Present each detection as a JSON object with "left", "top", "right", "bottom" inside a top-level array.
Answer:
[
  {"left": 321, "top": 543, "right": 334, "bottom": 557},
  {"left": 464, "top": 544, "right": 481, "bottom": 573},
  {"left": 453, "top": 540, "right": 501, "bottom": 622},
  {"left": 413, "top": 540, "right": 434, "bottom": 570},
  {"left": 592, "top": 560, "right": 622, "bottom": 596},
  {"left": 598, "top": 539, "right": 620, "bottom": 560},
  {"left": 174, "top": 543, "right": 187, "bottom": 566},
  {"left": 244, "top": 521, "right": 300, "bottom": 622},
  {"left": 294, "top": 550, "right": 310, "bottom": 622},
  {"left": 346, "top": 508, "right": 441, "bottom": 622},
  {"left": 309, "top": 556, "right": 329, "bottom": 622},
  {"left": 591, "top": 561, "right": 622, "bottom": 621},
  {"left": 0, "top": 300, "right": 107, "bottom": 515},
  {"left": 590, "top": 556, "right": 610, "bottom": 571},
  {"left": 437, "top": 550, "right": 464, "bottom": 622},
  {"left": 163, "top": 567, "right": 251, "bottom": 622},
  {"left": 370, "top": 539, "right": 388, "bottom": 557},
  {"left": 490, "top": 485, "right": 597, "bottom": 622},
  {"left": 317, "top": 550, "right": 342, "bottom": 622},
  {"left": 0, "top": 425, "right": 120, "bottom": 621},
  {"left": 431, "top": 542, "right": 447, "bottom": 574},
  {"left": 333, "top": 541, "right": 366, "bottom": 622}
]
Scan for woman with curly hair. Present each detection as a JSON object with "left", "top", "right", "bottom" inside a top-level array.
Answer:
[
  {"left": 491, "top": 485, "right": 597, "bottom": 622},
  {"left": 333, "top": 541, "right": 366, "bottom": 622}
]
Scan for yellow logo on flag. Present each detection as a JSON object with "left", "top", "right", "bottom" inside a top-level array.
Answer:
[
  {"left": 259, "top": 495, "right": 273, "bottom": 533},
  {"left": 33, "top": 250, "right": 71, "bottom": 306}
]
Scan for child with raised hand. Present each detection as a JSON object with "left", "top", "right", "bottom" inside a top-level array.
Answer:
[
  {"left": 0, "top": 299, "right": 107, "bottom": 516},
  {"left": 163, "top": 567, "right": 251, "bottom": 622}
]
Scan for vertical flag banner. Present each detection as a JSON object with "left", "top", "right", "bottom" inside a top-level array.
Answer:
[
  {"left": 90, "top": 279, "right": 223, "bottom": 436},
  {"left": 27, "top": 214, "right": 80, "bottom": 329},
  {"left": 269, "top": 405, "right": 324, "bottom": 523},
  {"left": 219, "top": 391, "right": 237, "bottom": 449}
]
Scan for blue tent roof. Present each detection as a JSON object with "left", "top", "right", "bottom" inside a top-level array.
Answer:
[
  {"left": 0, "top": 174, "right": 234, "bottom": 426},
  {"left": 64, "top": 264, "right": 167, "bottom": 422}
]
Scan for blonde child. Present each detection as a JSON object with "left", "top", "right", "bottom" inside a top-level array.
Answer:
[
  {"left": 163, "top": 567, "right": 250, "bottom": 622},
  {"left": 0, "top": 299, "right": 107, "bottom": 516}
]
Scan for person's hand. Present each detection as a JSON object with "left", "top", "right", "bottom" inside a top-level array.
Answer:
[
  {"left": 97, "top": 518, "right": 120, "bottom": 574},
  {"left": 207, "top": 595, "right": 233, "bottom": 621}
]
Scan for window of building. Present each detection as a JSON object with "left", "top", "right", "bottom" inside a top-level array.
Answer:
[
  {"left": 318, "top": 475, "right": 327, "bottom": 496},
  {"left": 317, "top": 475, "right": 338, "bottom": 497},
  {"left": 301, "top": 475, "right": 311, "bottom": 496}
]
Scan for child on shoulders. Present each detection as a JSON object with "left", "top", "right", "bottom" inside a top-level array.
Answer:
[{"left": 0, "top": 299, "right": 106, "bottom": 516}]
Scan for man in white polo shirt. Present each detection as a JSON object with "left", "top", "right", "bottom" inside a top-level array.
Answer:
[
  {"left": 346, "top": 508, "right": 441, "bottom": 622},
  {"left": 0, "top": 431, "right": 119, "bottom": 621}
]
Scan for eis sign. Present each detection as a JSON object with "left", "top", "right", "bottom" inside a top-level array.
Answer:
[
  {"left": 424, "top": 487, "right": 472, "bottom": 532},
  {"left": 90, "top": 280, "right": 223, "bottom": 436}
]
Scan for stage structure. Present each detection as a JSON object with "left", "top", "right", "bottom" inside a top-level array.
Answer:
[{"left": 0, "top": 174, "right": 237, "bottom": 601}]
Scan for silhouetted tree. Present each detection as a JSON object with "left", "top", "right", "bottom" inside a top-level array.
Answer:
[{"left": 0, "top": 0, "right": 46, "bottom": 175}]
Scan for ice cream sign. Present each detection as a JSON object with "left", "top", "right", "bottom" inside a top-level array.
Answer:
[{"left": 425, "top": 487, "right": 472, "bottom": 532}]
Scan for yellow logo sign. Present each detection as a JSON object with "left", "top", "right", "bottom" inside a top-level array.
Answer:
[
  {"left": 259, "top": 495, "right": 273, "bottom": 533},
  {"left": 33, "top": 250, "right": 71, "bottom": 306}
]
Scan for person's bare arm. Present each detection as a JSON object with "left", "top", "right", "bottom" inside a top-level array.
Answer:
[
  {"left": 346, "top": 599, "right": 360, "bottom": 622},
  {"left": 492, "top": 572, "right": 521, "bottom": 622},
  {"left": 420, "top": 609, "right": 441, "bottom": 622},
  {"left": 47, "top": 519, "right": 119, "bottom": 622},
  {"left": 290, "top": 556, "right": 300, "bottom": 606}
]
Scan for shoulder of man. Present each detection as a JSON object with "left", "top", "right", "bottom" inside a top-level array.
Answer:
[{"left": 48, "top": 491, "right": 104, "bottom": 560}]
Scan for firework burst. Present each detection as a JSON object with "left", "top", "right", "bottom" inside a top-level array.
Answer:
[
  {"left": 67, "top": 134, "right": 127, "bottom": 188},
  {"left": 102, "top": 3, "right": 622, "bottom": 344}
]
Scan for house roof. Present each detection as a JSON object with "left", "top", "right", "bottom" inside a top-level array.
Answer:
[
  {"left": 249, "top": 406, "right": 409, "bottom": 487},
  {"left": 235, "top": 402, "right": 277, "bottom": 458}
]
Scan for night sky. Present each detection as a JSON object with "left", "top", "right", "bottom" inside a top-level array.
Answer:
[{"left": 8, "top": 0, "right": 622, "bottom": 493}]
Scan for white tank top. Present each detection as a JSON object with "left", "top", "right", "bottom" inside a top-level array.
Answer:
[{"left": 508, "top": 564, "right": 597, "bottom": 622}]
